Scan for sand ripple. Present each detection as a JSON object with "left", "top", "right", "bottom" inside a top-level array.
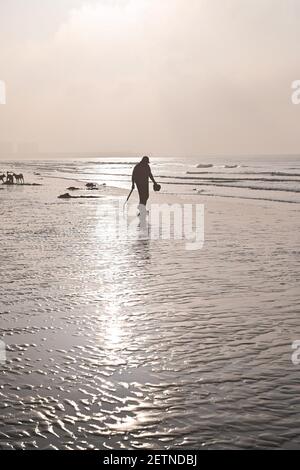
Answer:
[{"left": 0, "top": 183, "right": 299, "bottom": 449}]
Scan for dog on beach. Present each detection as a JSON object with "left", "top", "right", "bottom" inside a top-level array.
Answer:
[
  {"left": 6, "top": 172, "right": 14, "bottom": 184},
  {"left": 13, "top": 173, "right": 24, "bottom": 184}
]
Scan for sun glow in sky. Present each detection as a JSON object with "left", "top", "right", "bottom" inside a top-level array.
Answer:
[
  {"left": 0, "top": 0, "right": 300, "bottom": 156},
  {"left": 74, "top": 0, "right": 150, "bottom": 25}
]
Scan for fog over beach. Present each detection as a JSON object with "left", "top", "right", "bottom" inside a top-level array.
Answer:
[
  {"left": 1, "top": 0, "right": 300, "bottom": 156},
  {"left": 0, "top": 0, "right": 300, "bottom": 453}
]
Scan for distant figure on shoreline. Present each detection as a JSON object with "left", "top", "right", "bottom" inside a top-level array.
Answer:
[
  {"left": 0, "top": 173, "right": 5, "bottom": 183},
  {"left": 131, "top": 156, "right": 160, "bottom": 215}
]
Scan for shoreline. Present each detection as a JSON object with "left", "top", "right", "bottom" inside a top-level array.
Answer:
[
  {"left": 2, "top": 156, "right": 300, "bottom": 206},
  {"left": 2, "top": 171, "right": 300, "bottom": 211}
]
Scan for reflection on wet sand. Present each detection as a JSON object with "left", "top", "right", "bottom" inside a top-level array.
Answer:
[{"left": 0, "top": 177, "right": 299, "bottom": 449}]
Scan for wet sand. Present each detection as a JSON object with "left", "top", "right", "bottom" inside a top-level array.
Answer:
[{"left": 0, "top": 175, "right": 299, "bottom": 449}]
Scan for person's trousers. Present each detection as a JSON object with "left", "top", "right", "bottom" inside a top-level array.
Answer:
[{"left": 136, "top": 183, "right": 149, "bottom": 206}]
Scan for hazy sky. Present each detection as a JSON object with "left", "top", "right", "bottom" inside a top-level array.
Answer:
[{"left": 0, "top": 0, "right": 299, "bottom": 157}]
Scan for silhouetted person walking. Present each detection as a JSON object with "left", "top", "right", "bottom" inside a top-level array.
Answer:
[{"left": 131, "top": 157, "right": 159, "bottom": 215}]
